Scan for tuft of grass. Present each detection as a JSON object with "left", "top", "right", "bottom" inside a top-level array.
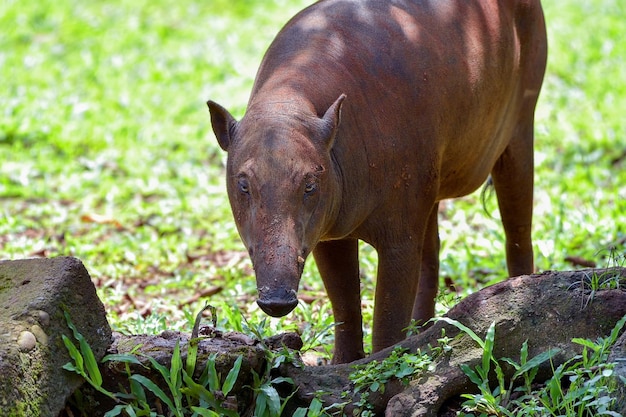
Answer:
[
  {"left": 448, "top": 315, "right": 626, "bottom": 417},
  {"left": 64, "top": 305, "right": 310, "bottom": 416},
  {"left": 348, "top": 335, "right": 454, "bottom": 417}
]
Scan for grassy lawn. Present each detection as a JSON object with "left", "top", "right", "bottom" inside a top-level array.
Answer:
[{"left": 1, "top": 0, "right": 625, "bottom": 357}]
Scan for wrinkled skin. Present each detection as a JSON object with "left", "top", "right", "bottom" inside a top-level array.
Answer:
[{"left": 208, "top": 0, "right": 547, "bottom": 364}]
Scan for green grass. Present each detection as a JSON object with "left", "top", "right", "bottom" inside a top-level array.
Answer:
[
  {"left": 446, "top": 315, "right": 626, "bottom": 417},
  {"left": 2, "top": 0, "right": 625, "bottom": 359}
]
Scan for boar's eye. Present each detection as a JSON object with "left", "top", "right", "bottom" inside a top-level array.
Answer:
[
  {"left": 304, "top": 181, "right": 316, "bottom": 195},
  {"left": 238, "top": 178, "right": 250, "bottom": 195}
]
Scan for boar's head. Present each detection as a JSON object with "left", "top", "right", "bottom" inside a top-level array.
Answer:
[{"left": 207, "top": 95, "right": 345, "bottom": 317}]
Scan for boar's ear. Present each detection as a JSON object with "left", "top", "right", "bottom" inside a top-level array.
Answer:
[
  {"left": 319, "top": 94, "right": 346, "bottom": 149},
  {"left": 207, "top": 100, "right": 238, "bottom": 151}
]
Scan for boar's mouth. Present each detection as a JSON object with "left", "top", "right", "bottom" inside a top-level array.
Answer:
[{"left": 256, "top": 287, "right": 299, "bottom": 317}]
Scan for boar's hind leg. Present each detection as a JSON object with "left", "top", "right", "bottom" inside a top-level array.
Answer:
[
  {"left": 491, "top": 117, "right": 535, "bottom": 277},
  {"left": 313, "top": 238, "right": 364, "bottom": 364}
]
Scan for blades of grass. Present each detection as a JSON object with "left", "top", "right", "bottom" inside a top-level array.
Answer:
[
  {"left": 308, "top": 397, "right": 323, "bottom": 416},
  {"left": 103, "top": 404, "right": 128, "bottom": 417},
  {"left": 292, "top": 408, "right": 308, "bottom": 417},
  {"left": 130, "top": 374, "right": 178, "bottom": 414},
  {"left": 206, "top": 353, "right": 220, "bottom": 392},
  {"left": 62, "top": 334, "right": 85, "bottom": 374},
  {"left": 301, "top": 320, "right": 338, "bottom": 351},
  {"left": 138, "top": 354, "right": 181, "bottom": 414},
  {"left": 63, "top": 310, "right": 104, "bottom": 386},
  {"left": 221, "top": 304, "right": 244, "bottom": 333},
  {"left": 494, "top": 362, "right": 507, "bottom": 402},
  {"left": 270, "top": 376, "right": 294, "bottom": 385},
  {"left": 511, "top": 348, "right": 561, "bottom": 380},
  {"left": 78, "top": 335, "right": 103, "bottom": 386},
  {"left": 197, "top": 354, "right": 211, "bottom": 387},
  {"left": 63, "top": 309, "right": 83, "bottom": 341},
  {"left": 279, "top": 384, "right": 301, "bottom": 415},
  {"left": 520, "top": 340, "right": 529, "bottom": 366},
  {"left": 102, "top": 353, "right": 146, "bottom": 367},
  {"left": 187, "top": 336, "right": 200, "bottom": 378},
  {"left": 61, "top": 333, "right": 117, "bottom": 401},
  {"left": 460, "top": 363, "right": 485, "bottom": 388},
  {"left": 130, "top": 376, "right": 149, "bottom": 406},
  {"left": 546, "top": 366, "right": 566, "bottom": 408},
  {"left": 608, "top": 314, "right": 626, "bottom": 344},
  {"left": 170, "top": 340, "right": 185, "bottom": 413},
  {"left": 183, "top": 366, "right": 241, "bottom": 417},
  {"left": 222, "top": 355, "right": 243, "bottom": 396},
  {"left": 63, "top": 309, "right": 107, "bottom": 388},
  {"left": 182, "top": 371, "right": 240, "bottom": 417},
  {"left": 184, "top": 338, "right": 200, "bottom": 409},
  {"left": 254, "top": 389, "right": 268, "bottom": 417},
  {"left": 500, "top": 357, "right": 521, "bottom": 372},
  {"left": 188, "top": 304, "right": 212, "bottom": 377},
  {"left": 170, "top": 340, "right": 183, "bottom": 394},
  {"left": 142, "top": 354, "right": 171, "bottom": 382},
  {"left": 181, "top": 370, "right": 218, "bottom": 406},
  {"left": 262, "top": 384, "right": 282, "bottom": 417},
  {"left": 482, "top": 322, "right": 496, "bottom": 378},
  {"left": 190, "top": 407, "right": 220, "bottom": 417},
  {"left": 61, "top": 334, "right": 118, "bottom": 400},
  {"left": 572, "top": 337, "right": 601, "bottom": 352},
  {"left": 123, "top": 405, "right": 138, "bottom": 417},
  {"left": 437, "top": 317, "right": 486, "bottom": 349},
  {"left": 62, "top": 361, "right": 81, "bottom": 374}
]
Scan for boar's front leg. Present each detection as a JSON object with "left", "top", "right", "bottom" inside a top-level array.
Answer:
[
  {"left": 412, "top": 203, "right": 440, "bottom": 324},
  {"left": 371, "top": 212, "right": 433, "bottom": 353},
  {"left": 313, "top": 238, "right": 364, "bottom": 364}
]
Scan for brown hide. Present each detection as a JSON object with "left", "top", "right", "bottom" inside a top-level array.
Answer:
[{"left": 208, "top": 0, "right": 547, "bottom": 364}]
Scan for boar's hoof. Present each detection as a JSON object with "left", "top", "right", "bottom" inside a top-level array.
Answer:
[{"left": 257, "top": 292, "right": 298, "bottom": 317}]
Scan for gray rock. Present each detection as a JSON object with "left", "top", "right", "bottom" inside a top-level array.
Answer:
[
  {"left": 0, "top": 257, "right": 112, "bottom": 417},
  {"left": 17, "top": 330, "right": 37, "bottom": 352}
]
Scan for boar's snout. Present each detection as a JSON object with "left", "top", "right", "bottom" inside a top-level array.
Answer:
[{"left": 256, "top": 287, "right": 298, "bottom": 317}]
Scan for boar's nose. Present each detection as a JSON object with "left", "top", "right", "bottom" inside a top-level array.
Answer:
[{"left": 256, "top": 289, "right": 298, "bottom": 317}]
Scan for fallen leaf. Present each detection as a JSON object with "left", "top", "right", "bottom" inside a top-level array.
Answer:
[{"left": 80, "top": 213, "right": 124, "bottom": 229}]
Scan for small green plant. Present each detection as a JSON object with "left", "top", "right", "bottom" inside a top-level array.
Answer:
[
  {"left": 63, "top": 306, "right": 244, "bottom": 416},
  {"left": 440, "top": 318, "right": 558, "bottom": 417},
  {"left": 528, "top": 314, "right": 626, "bottom": 417},
  {"left": 349, "top": 345, "right": 439, "bottom": 416},
  {"left": 445, "top": 315, "right": 626, "bottom": 417},
  {"left": 231, "top": 312, "right": 304, "bottom": 417},
  {"left": 298, "top": 301, "right": 338, "bottom": 357},
  {"left": 292, "top": 392, "right": 351, "bottom": 417},
  {"left": 215, "top": 302, "right": 246, "bottom": 334},
  {"left": 569, "top": 251, "right": 625, "bottom": 308},
  {"left": 248, "top": 370, "right": 296, "bottom": 417},
  {"left": 292, "top": 397, "right": 331, "bottom": 417},
  {"left": 61, "top": 309, "right": 118, "bottom": 401}
]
